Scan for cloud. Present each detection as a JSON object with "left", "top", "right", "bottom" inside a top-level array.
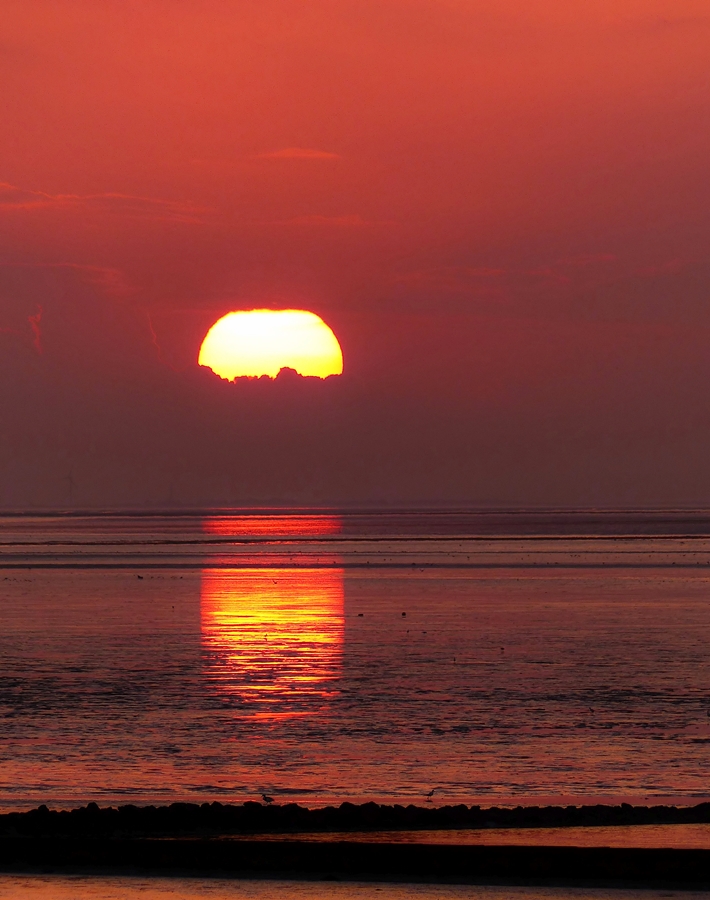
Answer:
[
  {"left": 385, "top": 266, "right": 511, "bottom": 312},
  {"left": 526, "top": 266, "right": 573, "bottom": 285},
  {"left": 527, "top": 255, "right": 616, "bottom": 285},
  {"left": 0, "top": 183, "right": 208, "bottom": 223},
  {"left": 28, "top": 306, "right": 42, "bottom": 354},
  {"left": 394, "top": 258, "right": 620, "bottom": 300},
  {"left": 52, "top": 263, "right": 134, "bottom": 296},
  {"left": 0, "top": 262, "right": 133, "bottom": 296},
  {"left": 278, "top": 214, "right": 371, "bottom": 227},
  {"left": 634, "top": 258, "right": 693, "bottom": 277},
  {"left": 0, "top": 260, "right": 159, "bottom": 374},
  {"left": 615, "top": 15, "right": 710, "bottom": 36},
  {"left": 556, "top": 254, "right": 617, "bottom": 267},
  {"left": 0, "top": 297, "right": 43, "bottom": 356},
  {"left": 392, "top": 266, "right": 506, "bottom": 292},
  {"left": 255, "top": 147, "right": 341, "bottom": 160}
]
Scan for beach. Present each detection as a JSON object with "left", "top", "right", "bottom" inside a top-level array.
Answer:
[{"left": 3, "top": 513, "right": 710, "bottom": 892}]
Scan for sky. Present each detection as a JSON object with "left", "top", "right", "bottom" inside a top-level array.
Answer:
[{"left": 1, "top": 0, "right": 710, "bottom": 509}]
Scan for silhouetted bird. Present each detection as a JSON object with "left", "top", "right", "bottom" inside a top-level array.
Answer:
[
  {"left": 262, "top": 794, "right": 274, "bottom": 804},
  {"left": 424, "top": 788, "right": 437, "bottom": 802}
]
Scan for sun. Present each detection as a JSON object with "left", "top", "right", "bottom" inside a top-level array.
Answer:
[{"left": 198, "top": 309, "right": 343, "bottom": 380}]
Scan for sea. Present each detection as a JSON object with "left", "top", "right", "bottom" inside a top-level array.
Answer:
[{"left": 3, "top": 509, "right": 710, "bottom": 897}]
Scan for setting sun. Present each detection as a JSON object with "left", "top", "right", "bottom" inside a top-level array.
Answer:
[{"left": 198, "top": 309, "right": 343, "bottom": 380}]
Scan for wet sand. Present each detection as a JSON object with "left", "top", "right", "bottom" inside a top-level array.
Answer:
[
  {"left": 0, "top": 878, "right": 701, "bottom": 900},
  {"left": 225, "top": 825, "right": 710, "bottom": 849},
  {"left": 2, "top": 836, "right": 710, "bottom": 887}
]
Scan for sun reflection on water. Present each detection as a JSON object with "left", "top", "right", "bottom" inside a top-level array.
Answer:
[
  {"left": 202, "top": 515, "right": 342, "bottom": 538},
  {"left": 200, "top": 567, "right": 344, "bottom": 716}
]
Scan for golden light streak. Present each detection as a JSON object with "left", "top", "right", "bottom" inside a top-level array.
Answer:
[{"left": 201, "top": 567, "right": 344, "bottom": 715}]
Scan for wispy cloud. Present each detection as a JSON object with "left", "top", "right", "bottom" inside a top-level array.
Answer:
[
  {"left": 635, "top": 257, "right": 693, "bottom": 277},
  {"left": 556, "top": 253, "right": 617, "bottom": 267},
  {"left": 614, "top": 15, "right": 710, "bottom": 36},
  {"left": 395, "top": 258, "right": 618, "bottom": 295},
  {"left": 0, "top": 261, "right": 133, "bottom": 296},
  {"left": 527, "top": 254, "right": 617, "bottom": 284},
  {"left": 255, "top": 147, "right": 341, "bottom": 160},
  {"left": 282, "top": 213, "right": 369, "bottom": 227},
  {"left": 52, "top": 263, "right": 134, "bottom": 295},
  {"left": 0, "top": 301, "right": 43, "bottom": 355},
  {"left": 28, "top": 306, "right": 42, "bottom": 354},
  {"left": 0, "top": 183, "right": 208, "bottom": 223},
  {"left": 392, "top": 266, "right": 506, "bottom": 292}
]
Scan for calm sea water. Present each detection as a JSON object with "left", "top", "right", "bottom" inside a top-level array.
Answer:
[{"left": 2, "top": 511, "right": 710, "bottom": 812}]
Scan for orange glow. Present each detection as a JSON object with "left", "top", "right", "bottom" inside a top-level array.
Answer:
[
  {"left": 198, "top": 309, "right": 343, "bottom": 380},
  {"left": 201, "top": 567, "right": 344, "bottom": 714},
  {"left": 203, "top": 515, "right": 341, "bottom": 537}
]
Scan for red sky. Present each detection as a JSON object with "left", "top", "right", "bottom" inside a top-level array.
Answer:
[{"left": 1, "top": 0, "right": 710, "bottom": 508}]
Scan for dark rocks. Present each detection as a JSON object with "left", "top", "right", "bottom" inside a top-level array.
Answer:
[{"left": 2, "top": 800, "right": 710, "bottom": 839}]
